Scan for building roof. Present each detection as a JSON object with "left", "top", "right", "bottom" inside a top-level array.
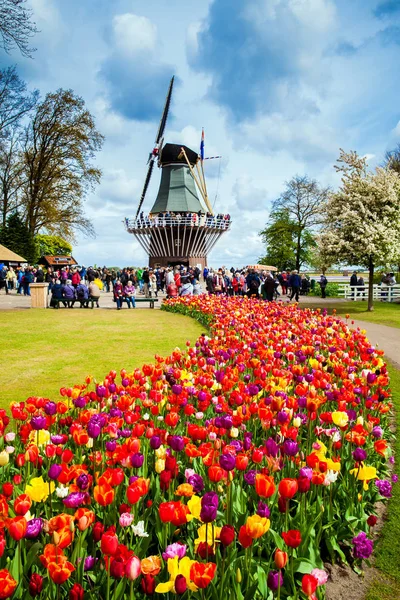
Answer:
[
  {"left": 40, "top": 255, "right": 78, "bottom": 267},
  {"left": 0, "top": 244, "right": 26, "bottom": 263},
  {"left": 150, "top": 164, "right": 206, "bottom": 214}
]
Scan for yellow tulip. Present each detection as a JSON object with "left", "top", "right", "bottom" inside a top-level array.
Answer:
[
  {"left": 332, "top": 411, "right": 349, "bottom": 428},
  {"left": 0, "top": 451, "right": 9, "bottom": 466},
  {"left": 186, "top": 495, "right": 202, "bottom": 521},
  {"left": 25, "top": 476, "right": 55, "bottom": 502}
]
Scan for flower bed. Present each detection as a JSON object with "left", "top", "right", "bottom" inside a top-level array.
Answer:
[{"left": 0, "top": 296, "right": 395, "bottom": 599}]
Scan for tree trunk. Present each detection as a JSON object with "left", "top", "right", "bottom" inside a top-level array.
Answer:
[
  {"left": 368, "top": 256, "right": 374, "bottom": 312},
  {"left": 296, "top": 231, "right": 301, "bottom": 271}
]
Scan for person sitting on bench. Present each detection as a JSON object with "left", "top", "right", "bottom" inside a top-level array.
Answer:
[
  {"left": 114, "top": 279, "right": 124, "bottom": 310},
  {"left": 76, "top": 282, "right": 89, "bottom": 307},
  {"left": 124, "top": 281, "right": 136, "bottom": 308},
  {"left": 62, "top": 279, "right": 76, "bottom": 308},
  {"left": 88, "top": 280, "right": 100, "bottom": 308},
  {"left": 50, "top": 279, "right": 64, "bottom": 307}
]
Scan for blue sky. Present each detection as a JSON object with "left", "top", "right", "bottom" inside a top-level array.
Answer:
[{"left": 2, "top": 0, "right": 400, "bottom": 267}]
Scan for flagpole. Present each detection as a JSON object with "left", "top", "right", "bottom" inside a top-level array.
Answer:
[{"left": 200, "top": 128, "right": 213, "bottom": 216}]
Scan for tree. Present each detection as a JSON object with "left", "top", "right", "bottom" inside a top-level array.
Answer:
[
  {"left": 0, "top": 127, "right": 25, "bottom": 225},
  {"left": 320, "top": 150, "right": 400, "bottom": 311},
  {"left": 21, "top": 88, "right": 104, "bottom": 240},
  {"left": 0, "top": 0, "right": 38, "bottom": 58},
  {"left": 34, "top": 234, "right": 72, "bottom": 257},
  {"left": 0, "top": 66, "right": 38, "bottom": 136},
  {"left": 384, "top": 142, "right": 400, "bottom": 176},
  {"left": 0, "top": 210, "right": 35, "bottom": 261},
  {"left": 272, "top": 175, "right": 329, "bottom": 270},
  {"left": 259, "top": 208, "right": 297, "bottom": 270}
]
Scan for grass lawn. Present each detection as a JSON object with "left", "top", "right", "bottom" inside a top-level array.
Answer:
[
  {"left": 0, "top": 310, "right": 204, "bottom": 411},
  {"left": 301, "top": 300, "right": 400, "bottom": 328},
  {"left": 365, "top": 361, "right": 400, "bottom": 600}
]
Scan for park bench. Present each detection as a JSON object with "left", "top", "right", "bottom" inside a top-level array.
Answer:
[
  {"left": 50, "top": 298, "right": 99, "bottom": 309},
  {"left": 116, "top": 297, "right": 159, "bottom": 309}
]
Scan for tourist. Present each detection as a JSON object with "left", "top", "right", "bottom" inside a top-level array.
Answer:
[
  {"left": 261, "top": 271, "right": 275, "bottom": 302},
  {"left": 124, "top": 281, "right": 136, "bottom": 308},
  {"left": 113, "top": 279, "right": 124, "bottom": 310},
  {"left": 166, "top": 280, "right": 178, "bottom": 298},
  {"left": 35, "top": 266, "right": 44, "bottom": 283},
  {"left": 180, "top": 277, "right": 193, "bottom": 296},
  {"left": 23, "top": 268, "right": 34, "bottom": 296},
  {"left": 50, "top": 279, "right": 64, "bottom": 307},
  {"left": 62, "top": 279, "right": 76, "bottom": 307},
  {"left": 246, "top": 269, "right": 261, "bottom": 298},
  {"left": 76, "top": 282, "right": 89, "bottom": 306},
  {"left": 142, "top": 268, "right": 150, "bottom": 296},
  {"left": 357, "top": 275, "right": 365, "bottom": 299},
  {"left": 88, "top": 280, "right": 101, "bottom": 308},
  {"left": 0, "top": 267, "right": 8, "bottom": 295},
  {"left": 71, "top": 269, "right": 81, "bottom": 288},
  {"left": 289, "top": 270, "right": 301, "bottom": 302},
  {"left": 192, "top": 279, "right": 202, "bottom": 295},
  {"left": 318, "top": 274, "right": 328, "bottom": 298},
  {"left": 6, "top": 266, "right": 16, "bottom": 291},
  {"left": 350, "top": 271, "right": 358, "bottom": 301},
  {"left": 149, "top": 270, "right": 158, "bottom": 297}
]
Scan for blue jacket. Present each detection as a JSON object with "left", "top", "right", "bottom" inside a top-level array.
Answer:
[
  {"left": 76, "top": 283, "right": 89, "bottom": 300},
  {"left": 52, "top": 283, "right": 63, "bottom": 299},
  {"left": 289, "top": 274, "right": 301, "bottom": 288},
  {"left": 62, "top": 284, "right": 75, "bottom": 299}
]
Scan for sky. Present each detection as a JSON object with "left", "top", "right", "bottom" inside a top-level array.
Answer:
[{"left": 3, "top": 0, "right": 400, "bottom": 267}]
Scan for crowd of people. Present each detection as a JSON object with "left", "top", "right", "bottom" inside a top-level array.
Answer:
[{"left": 128, "top": 211, "right": 231, "bottom": 230}]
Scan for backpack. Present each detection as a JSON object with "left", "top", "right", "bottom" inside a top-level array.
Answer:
[{"left": 250, "top": 277, "right": 259, "bottom": 290}]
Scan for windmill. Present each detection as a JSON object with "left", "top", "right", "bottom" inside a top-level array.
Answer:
[{"left": 125, "top": 76, "right": 231, "bottom": 270}]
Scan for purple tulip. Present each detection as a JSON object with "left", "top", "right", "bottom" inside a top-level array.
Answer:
[
  {"left": 50, "top": 435, "right": 65, "bottom": 445},
  {"left": 76, "top": 474, "right": 90, "bottom": 490},
  {"left": 188, "top": 473, "right": 204, "bottom": 494},
  {"left": 367, "top": 372, "right": 377, "bottom": 385},
  {"left": 48, "top": 464, "right": 62, "bottom": 480},
  {"left": 353, "top": 448, "right": 367, "bottom": 462},
  {"left": 96, "top": 385, "right": 107, "bottom": 397},
  {"left": 352, "top": 532, "right": 373, "bottom": 559},
  {"left": 84, "top": 556, "right": 97, "bottom": 571},
  {"left": 219, "top": 454, "right": 236, "bottom": 471},
  {"left": 169, "top": 436, "right": 185, "bottom": 452},
  {"left": 44, "top": 402, "right": 57, "bottom": 416},
  {"left": 372, "top": 426, "right": 383, "bottom": 439},
  {"left": 74, "top": 397, "right": 87, "bottom": 409},
  {"left": 200, "top": 492, "right": 218, "bottom": 523},
  {"left": 63, "top": 492, "right": 87, "bottom": 508},
  {"left": 267, "top": 570, "right": 283, "bottom": 591},
  {"left": 282, "top": 439, "right": 299, "bottom": 456},
  {"left": 31, "top": 415, "right": 47, "bottom": 430},
  {"left": 150, "top": 436, "right": 161, "bottom": 450},
  {"left": 131, "top": 453, "right": 144, "bottom": 468},
  {"left": 171, "top": 384, "right": 182, "bottom": 395},
  {"left": 244, "top": 470, "right": 257, "bottom": 486},
  {"left": 25, "top": 518, "right": 43, "bottom": 539},
  {"left": 106, "top": 440, "right": 117, "bottom": 452},
  {"left": 256, "top": 501, "right": 270, "bottom": 518},
  {"left": 265, "top": 438, "right": 279, "bottom": 458}
]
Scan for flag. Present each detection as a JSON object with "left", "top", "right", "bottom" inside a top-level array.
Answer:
[{"left": 200, "top": 128, "right": 205, "bottom": 161}]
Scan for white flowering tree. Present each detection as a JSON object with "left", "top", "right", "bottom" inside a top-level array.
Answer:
[{"left": 320, "top": 150, "right": 400, "bottom": 311}]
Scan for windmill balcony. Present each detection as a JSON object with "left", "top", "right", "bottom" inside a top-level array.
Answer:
[{"left": 124, "top": 213, "right": 231, "bottom": 266}]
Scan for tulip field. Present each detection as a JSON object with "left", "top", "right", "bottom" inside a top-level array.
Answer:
[{"left": 0, "top": 296, "right": 395, "bottom": 599}]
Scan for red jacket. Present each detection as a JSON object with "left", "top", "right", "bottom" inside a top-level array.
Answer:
[{"left": 71, "top": 272, "right": 81, "bottom": 285}]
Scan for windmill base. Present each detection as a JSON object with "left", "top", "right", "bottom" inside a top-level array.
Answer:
[{"left": 149, "top": 255, "right": 207, "bottom": 272}]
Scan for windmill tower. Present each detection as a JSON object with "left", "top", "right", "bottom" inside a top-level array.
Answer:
[{"left": 125, "top": 77, "right": 230, "bottom": 270}]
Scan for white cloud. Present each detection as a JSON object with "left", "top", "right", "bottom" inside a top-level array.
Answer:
[{"left": 112, "top": 14, "right": 157, "bottom": 57}]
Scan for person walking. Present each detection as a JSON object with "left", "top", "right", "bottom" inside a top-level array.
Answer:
[
  {"left": 288, "top": 270, "right": 301, "bottom": 302},
  {"left": 350, "top": 271, "right": 358, "bottom": 301},
  {"left": 318, "top": 274, "right": 328, "bottom": 298},
  {"left": 261, "top": 272, "right": 275, "bottom": 301}
]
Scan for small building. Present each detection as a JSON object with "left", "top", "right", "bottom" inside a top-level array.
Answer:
[
  {"left": 0, "top": 244, "right": 26, "bottom": 267},
  {"left": 39, "top": 255, "right": 78, "bottom": 269}
]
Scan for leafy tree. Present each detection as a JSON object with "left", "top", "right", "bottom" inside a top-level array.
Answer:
[
  {"left": 34, "top": 234, "right": 72, "bottom": 257},
  {"left": 385, "top": 142, "right": 400, "bottom": 176},
  {"left": 320, "top": 150, "right": 400, "bottom": 311},
  {"left": 0, "top": 210, "right": 35, "bottom": 261},
  {"left": 272, "top": 175, "right": 329, "bottom": 270},
  {"left": 0, "top": 66, "right": 38, "bottom": 136},
  {"left": 21, "top": 89, "right": 104, "bottom": 240},
  {"left": 259, "top": 207, "right": 317, "bottom": 271},
  {"left": 0, "top": 0, "right": 38, "bottom": 58}
]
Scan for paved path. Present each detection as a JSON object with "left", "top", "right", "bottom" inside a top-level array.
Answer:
[{"left": 349, "top": 319, "right": 400, "bottom": 369}]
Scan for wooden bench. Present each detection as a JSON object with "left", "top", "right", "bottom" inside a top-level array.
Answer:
[
  {"left": 135, "top": 297, "right": 158, "bottom": 308},
  {"left": 50, "top": 298, "right": 99, "bottom": 309}
]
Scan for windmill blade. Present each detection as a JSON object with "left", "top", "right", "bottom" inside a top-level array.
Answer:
[
  {"left": 155, "top": 76, "right": 174, "bottom": 144},
  {"left": 135, "top": 160, "right": 154, "bottom": 220}
]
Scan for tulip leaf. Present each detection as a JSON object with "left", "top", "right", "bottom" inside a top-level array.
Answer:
[{"left": 292, "top": 557, "right": 314, "bottom": 574}]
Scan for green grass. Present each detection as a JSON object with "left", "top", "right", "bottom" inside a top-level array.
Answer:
[
  {"left": 0, "top": 309, "right": 204, "bottom": 410},
  {"left": 301, "top": 300, "right": 400, "bottom": 328},
  {"left": 365, "top": 361, "right": 400, "bottom": 600}
]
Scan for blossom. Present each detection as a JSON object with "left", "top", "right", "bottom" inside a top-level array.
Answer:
[
  {"left": 352, "top": 532, "right": 374, "bottom": 559},
  {"left": 376, "top": 479, "right": 393, "bottom": 498},
  {"left": 25, "top": 477, "right": 55, "bottom": 503},
  {"left": 162, "top": 543, "right": 187, "bottom": 561},
  {"left": 155, "top": 557, "right": 198, "bottom": 593},
  {"left": 132, "top": 520, "right": 149, "bottom": 537}
]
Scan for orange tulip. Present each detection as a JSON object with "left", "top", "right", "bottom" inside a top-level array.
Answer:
[
  {"left": 40, "top": 544, "right": 67, "bottom": 569},
  {"left": 8, "top": 516, "right": 27, "bottom": 541},
  {"left": 48, "top": 560, "right": 75, "bottom": 584},
  {"left": 93, "top": 483, "right": 115, "bottom": 506},
  {"left": 278, "top": 478, "right": 298, "bottom": 499},
  {"left": 140, "top": 555, "right": 162, "bottom": 576},
  {"left": 244, "top": 515, "right": 270, "bottom": 539},
  {"left": 74, "top": 508, "right": 95, "bottom": 531},
  {"left": 255, "top": 473, "right": 275, "bottom": 498},
  {"left": 14, "top": 494, "right": 32, "bottom": 516},
  {"left": 190, "top": 561, "right": 217, "bottom": 589},
  {"left": 0, "top": 569, "right": 17, "bottom": 598},
  {"left": 274, "top": 549, "right": 288, "bottom": 569}
]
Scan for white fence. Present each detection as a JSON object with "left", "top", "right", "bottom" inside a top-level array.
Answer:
[{"left": 338, "top": 284, "right": 400, "bottom": 302}]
